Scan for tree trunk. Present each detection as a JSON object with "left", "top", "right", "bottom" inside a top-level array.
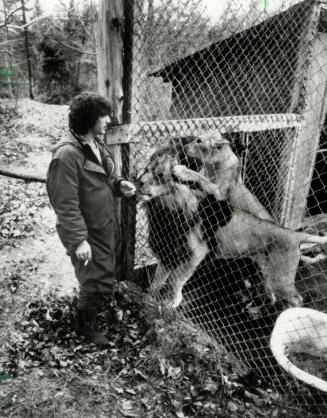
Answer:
[
  {"left": 21, "top": 0, "right": 34, "bottom": 99},
  {"left": 3, "top": 7, "right": 14, "bottom": 99}
]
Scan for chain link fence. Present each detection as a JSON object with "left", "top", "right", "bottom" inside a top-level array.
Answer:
[{"left": 119, "top": 0, "right": 327, "bottom": 412}]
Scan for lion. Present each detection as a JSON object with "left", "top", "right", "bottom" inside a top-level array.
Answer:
[
  {"left": 137, "top": 135, "right": 327, "bottom": 308},
  {"left": 176, "top": 132, "right": 273, "bottom": 221}
]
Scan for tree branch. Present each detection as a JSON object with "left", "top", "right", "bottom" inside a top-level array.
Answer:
[
  {"left": 78, "top": 17, "right": 94, "bottom": 41},
  {"left": 0, "top": 168, "right": 45, "bottom": 183},
  {"left": 0, "top": 39, "right": 19, "bottom": 47},
  {"left": 1, "top": 14, "right": 50, "bottom": 31},
  {"left": 0, "top": 0, "right": 32, "bottom": 28},
  {"left": 1, "top": 5, "right": 24, "bottom": 26},
  {"left": 0, "top": 49, "right": 13, "bottom": 55},
  {"left": 53, "top": 38, "right": 96, "bottom": 56}
]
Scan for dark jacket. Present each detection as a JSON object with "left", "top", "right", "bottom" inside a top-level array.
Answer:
[{"left": 46, "top": 132, "right": 124, "bottom": 256}]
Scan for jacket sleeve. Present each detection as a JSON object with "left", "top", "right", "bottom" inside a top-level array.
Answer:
[
  {"left": 100, "top": 143, "right": 125, "bottom": 196},
  {"left": 46, "top": 155, "right": 88, "bottom": 254},
  {"left": 109, "top": 173, "right": 125, "bottom": 197}
]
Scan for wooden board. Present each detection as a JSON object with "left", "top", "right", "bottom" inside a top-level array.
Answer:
[{"left": 106, "top": 113, "right": 303, "bottom": 144}]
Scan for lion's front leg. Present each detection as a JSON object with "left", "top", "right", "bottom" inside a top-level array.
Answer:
[
  {"left": 165, "top": 229, "right": 208, "bottom": 308},
  {"left": 150, "top": 262, "right": 171, "bottom": 294},
  {"left": 173, "top": 165, "right": 220, "bottom": 200}
]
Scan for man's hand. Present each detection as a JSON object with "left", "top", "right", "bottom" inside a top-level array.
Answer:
[
  {"left": 120, "top": 180, "right": 136, "bottom": 197},
  {"left": 76, "top": 240, "right": 92, "bottom": 265}
]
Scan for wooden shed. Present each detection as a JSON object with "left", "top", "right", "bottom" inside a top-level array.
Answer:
[{"left": 149, "top": 0, "right": 327, "bottom": 231}]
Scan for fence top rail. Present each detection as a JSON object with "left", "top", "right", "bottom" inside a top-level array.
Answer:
[{"left": 106, "top": 113, "right": 303, "bottom": 144}]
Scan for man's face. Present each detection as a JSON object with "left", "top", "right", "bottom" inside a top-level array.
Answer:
[{"left": 91, "top": 114, "right": 111, "bottom": 136}]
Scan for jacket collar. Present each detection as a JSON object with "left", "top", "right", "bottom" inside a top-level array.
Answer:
[
  {"left": 69, "top": 131, "right": 106, "bottom": 153},
  {"left": 84, "top": 159, "right": 107, "bottom": 175},
  {"left": 53, "top": 131, "right": 84, "bottom": 151},
  {"left": 54, "top": 131, "right": 104, "bottom": 153},
  {"left": 70, "top": 131, "right": 109, "bottom": 176},
  {"left": 54, "top": 131, "right": 109, "bottom": 177}
]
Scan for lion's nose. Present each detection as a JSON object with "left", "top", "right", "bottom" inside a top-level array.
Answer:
[
  {"left": 199, "top": 143, "right": 209, "bottom": 151},
  {"left": 134, "top": 176, "right": 144, "bottom": 191},
  {"left": 138, "top": 180, "right": 146, "bottom": 191}
]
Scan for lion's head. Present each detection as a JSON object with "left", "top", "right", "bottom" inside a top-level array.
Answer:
[
  {"left": 182, "top": 131, "right": 241, "bottom": 192},
  {"left": 137, "top": 146, "right": 180, "bottom": 201},
  {"left": 137, "top": 145, "right": 201, "bottom": 216},
  {"left": 182, "top": 131, "right": 231, "bottom": 164}
]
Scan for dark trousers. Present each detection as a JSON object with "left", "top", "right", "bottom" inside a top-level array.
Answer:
[{"left": 70, "top": 222, "right": 117, "bottom": 311}]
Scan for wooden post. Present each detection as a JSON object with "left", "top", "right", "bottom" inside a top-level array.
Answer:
[
  {"left": 282, "top": 34, "right": 327, "bottom": 230},
  {"left": 278, "top": 0, "right": 323, "bottom": 229},
  {"left": 121, "top": 0, "right": 137, "bottom": 280},
  {"left": 97, "top": 0, "right": 124, "bottom": 123},
  {"left": 97, "top": 0, "right": 125, "bottom": 280},
  {"left": 97, "top": 0, "right": 137, "bottom": 281}
]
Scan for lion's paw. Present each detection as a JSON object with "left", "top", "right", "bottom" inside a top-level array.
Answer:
[
  {"left": 172, "top": 165, "right": 193, "bottom": 182},
  {"left": 164, "top": 292, "right": 183, "bottom": 309}
]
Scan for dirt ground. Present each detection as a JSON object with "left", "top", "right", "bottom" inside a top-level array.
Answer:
[
  {"left": 0, "top": 98, "right": 76, "bottom": 296},
  {"left": 0, "top": 99, "right": 78, "bottom": 384}
]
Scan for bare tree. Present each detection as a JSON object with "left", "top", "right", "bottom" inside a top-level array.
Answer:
[
  {"left": 0, "top": 0, "right": 25, "bottom": 98},
  {"left": 20, "top": 0, "right": 34, "bottom": 98},
  {"left": 1, "top": 2, "right": 14, "bottom": 97}
]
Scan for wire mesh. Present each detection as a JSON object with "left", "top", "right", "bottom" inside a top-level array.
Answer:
[{"left": 122, "top": 0, "right": 327, "bottom": 412}]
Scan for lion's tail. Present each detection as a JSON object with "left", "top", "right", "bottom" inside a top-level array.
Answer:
[{"left": 270, "top": 308, "right": 327, "bottom": 392}]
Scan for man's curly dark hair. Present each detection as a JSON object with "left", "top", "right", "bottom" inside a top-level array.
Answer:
[{"left": 69, "top": 92, "right": 112, "bottom": 135}]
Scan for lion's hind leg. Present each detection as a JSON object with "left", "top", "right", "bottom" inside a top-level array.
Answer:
[{"left": 253, "top": 245, "right": 303, "bottom": 307}]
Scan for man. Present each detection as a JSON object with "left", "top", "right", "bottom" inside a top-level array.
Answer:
[{"left": 46, "top": 92, "right": 136, "bottom": 347}]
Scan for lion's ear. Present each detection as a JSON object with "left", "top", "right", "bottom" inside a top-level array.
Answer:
[
  {"left": 169, "top": 137, "right": 184, "bottom": 153},
  {"left": 199, "top": 130, "right": 229, "bottom": 146},
  {"left": 170, "top": 137, "right": 184, "bottom": 148},
  {"left": 170, "top": 136, "right": 197, "bottom": 148}
]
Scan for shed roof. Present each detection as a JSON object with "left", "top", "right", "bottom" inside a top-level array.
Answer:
[{"left": 150, "top": 1, "right": 319, "bottom": 81}]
